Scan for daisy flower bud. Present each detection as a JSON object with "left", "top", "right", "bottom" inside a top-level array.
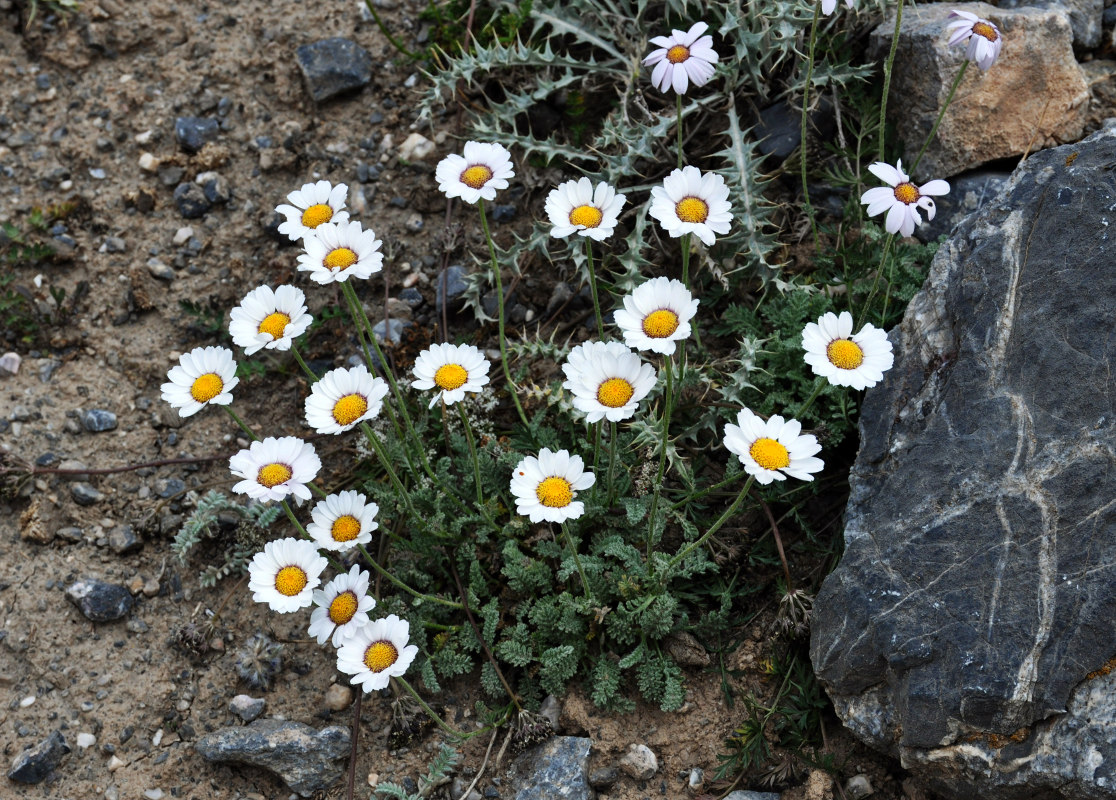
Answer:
[
  {"left": 510, "top": 448, "right": 596, "bottom": 524},
  {"left": 336, "top": 614, "right": 420, "bottom": 693},
  {"left": 649, "top": 166, "right": 733, "bottom": 246},
  {"left": 859, "top": 159, "right": 949, "bottom": 238},
  {"left": 160, "top": 346, "right": 239, "bottom": 417},
  {"left": 229, "top": 285, "right": 313, "bottom": 356},
  {"left": 642, "top": 21, "right": 718, "bottom": 94},
  {"left": 946, "top": 10, "right": 1003, "bottom": 71},
  {"left": 435, "top": 141, "right": 514, "bottom": 204},
  {"left": 723, "top": 409, "right": 824, "bottom": 486},
  {"left": 275, "top": 180, "right": 350, "bottom": 242},
  {"left": 801, "top": 311, "right": 894, "bottom": 390},
  {"left": 545, "top": 177, "right": 627, "bottom": 241}
]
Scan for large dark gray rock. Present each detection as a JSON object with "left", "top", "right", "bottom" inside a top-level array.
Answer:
[
  {"left": 295, "top": 38, "right": 373, "bottom": 103},
  {"left": 811, "top": 127, "right": 1116, "bottom": 799},
  {"left": 66, "top": 578, "right": 134, "bottom": 622},
  {"left": 8, "top": 730, "right": 70, "bottom": 784},
  {"left": 194, "top": 718, "right": 349, "bottom": 797},
  {"left": 507, "top": 736, "right": 593, "bottom": 800}
]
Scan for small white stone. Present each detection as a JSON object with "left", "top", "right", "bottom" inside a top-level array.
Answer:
[
  {"left": 19, "top": 695, "right": 35, "bottom": 707},
  {"left": 619, "top": 743, "right": 658, "bottom": 781},
  {"left": 172, "top": 227, "right": 194, "bottom": 245},
  {"left": 77, "top": 732, "right": 97, "bottom": 748},
  {"left": 0, "top": 351, "right": 22, "bottom": 377},
  {"left": 151, "top": 728, "right": 163, "bottom": 747},
  {"left": 143, "top": 790, "right": 165, "bottom": 800},
  {"left": 108, "top": 755, "right": 126, "bottom": 771},
  {"left": 398, "top": 132, "right": 435, "bottom": 161},
  {"left": 60, "top": 180, "right": 73, "bottom": 190},
  {"left": 324, "top": 684, "right": 353, "bottom": 712},
  {"left": 135, "top": 129, "right": 154, "bottom": 144},
  {"left": 138, "top": 152, "right": 160, "bottom": 173}
]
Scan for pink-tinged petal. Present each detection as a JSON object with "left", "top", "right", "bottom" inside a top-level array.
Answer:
[
  {"left": 671, "top": 62, "right": 689, "bottom": 94},
  {"left": 681, "top": 21, "right": 709, "bottom": 46},
  {"left": 643, "top": 49, "right": 666, "bottom": 66},
  {"left": 651, "top": 60, "right": 671, "bottom": 92},
  {"left": 649, "top": 35, "right": 675, "bottom": 48},
  {"left": 822, "top": 0, "right": 837, "bottom": 14},
  {"left": 867, "top": 161, "right": 902, "bottom": 186},
  {"left": 918, "top": 179, "right": 950, "bottom": 197},
  {"left": 949, "top": 9, "right": 979, "bottom": 22}
]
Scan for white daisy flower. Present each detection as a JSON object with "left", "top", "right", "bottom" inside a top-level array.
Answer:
[
  {"left": 296, "top": 220, "right": 383, "bottom": 285},
  {"left": 304, "top": 365, "right": 389, "bottom": 434},
  {"left": 160, "top": 345, "right": 239, "bottom": 418},
  {"left": 642, "top": 21, "right": 719, "bottom": 94},
  {"left": 544, "top": 177, "right": 627, "bottom": 242},
  {"left": 306, "top": 490, "right": 379, "bottom": 552},
  {"left": 308, "top": 565, "right": 377, "bottom": 647},
  {"left": 275, "top": 180, "right": 350, "bottom": 242},
  {"left": 248, "top": 537, "right": 328, "bottom": 614},
  {"left": 613, "top": 277, "right": 699, "bottom": 356},
  {"left": 336, "top": 614, "right": 420, "bottom": 693},
  {"left": 510, "top": 448, "right": 596, "bottom": 524},
  {"left": 229, "top": 436, "right": 321, "bottom": 503},
  {"left": 435, "top": 141, "right": 514, "bottom": 205},
  {"left": 228, "top": 285, "right": 313, "bottom": 356},
  {"left": 648, "top": 166, "right": 733, "bottom": 247},
  {"left": 562, "top": 341, "right": 658, "bottom": 424},
  {"left": 410, "top": 343, "right": 491, "bottom": 409},
  {"left": 801, "top": 311, "right": 894, "bottom": 390},
  {"left": 946, "top": 10, "right": 1003, "bottom": 71},
  {"left": 821, "top": 0, "right": 855, "bottom": 15},
  {"left": 723, "top": 409, "right": 824, "bottom": 486},
  {"left": 859, "top": 159, "right": 950, "bottom": 238}
]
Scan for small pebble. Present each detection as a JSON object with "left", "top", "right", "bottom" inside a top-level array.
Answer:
[
  {"left": 108, "top": 755, "right": 125, "bottom": 771},
  {"left": 138, "top": 153, "right": 160, "bottom": 172},
  {"left": 173, "top": 227, "right": 194, "bottom": 245},
  {"left": 147, "top": 260, "right": 175, "bottom": 281},
  {"left": 325, "top": 684, "right": 353, "bottom": 712},
  {"left": 76, "top": 733, "right": 97, "bottom": 749},
  {"left": 20, "top": 696, "right": 35, "bottom": 708},
  {"left": 143, "top": 789, "right": 165, "bottom": 800}
]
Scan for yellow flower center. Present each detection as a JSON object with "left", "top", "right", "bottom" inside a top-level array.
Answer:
[
  {"left": 258, "top": 311, "right": 291, "bottom": 339},
  {"left": 460, "top": 165, "right": 493, "bottom": 190},
  {"left": 190, "top": 373, "right": 223, "bottom": 403},
  {"left": 324, "top": 247, "right": 358, "bottom": 270},
  {"left": 258, "top": 462, "right": 293, "bottom": 488},
  {"left": 569, "top": 204, "right": 603, "bottom": 228},
  {"left": 536, "top": 476, "right": 573, "bottom": 508},
  {"left": 332, "top": 393, "right": 369, "bottom": 426},
  {"left": 826, "top": 339, "right": 865, "bottom": 370},
  {"left": 275, "top": 565, "right": 308, "bottom": 597},
  {"left": 364, "top": 640, "right": 399, "bottom": 673},
  {"left": 893, "top": 183, "right": 920, "bottom": 205},
  {"left": 328, "top": 591, "right": 359, "bottom": 625},
  {"left": 749, "top": 437, "right": 790, "bottom": 471},
  {"left": 596, "top": 377, "right": 635, "bottom": 408},
  {"left": 434, "top": 363, "right": 468, "bottom": 391},
  {"left": 666, "top": 45, "right": 690, "bottom": 64},
  {"left": 331, "top": 514, "right": 363, "bottom": 542},
  {"left": 675, "top": 196, "right": 709, "bottom": 224},
  {"left": 972, "top": 21, "right": 998, "bottom": 41},
  {"left": 642, "top": 309, "right": 680, "bottom": 338},
  {"left": 301, "top": 203, "right": 334, "bottom": 228}
]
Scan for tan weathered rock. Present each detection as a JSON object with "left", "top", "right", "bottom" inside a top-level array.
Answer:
[{"left": 871, "top": 3, "right": 1088, "bottom": 179}]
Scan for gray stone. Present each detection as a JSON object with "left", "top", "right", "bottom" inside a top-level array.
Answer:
[
  {"left": 491, "top": 204, "right": 516, "bottom": 223},
  {"left": 755, "top": 97, "right": 834, "bottom": 161},
  {"left": 618, "top": 743, "right": 657, "bottom": 781},
  {"left": 811, "top": 127, "right": 1116, "bottom": 799},
  {"left": 228, "top": 695, "right": 266, "bottom": 722},
  {"left": 56, "top": 527, "right": 84, "bottom": 543},
  {"left": 194, "top": 719, "right": 349, "bottom": 797},
  {"left": 870, "top": 3, "right": 1088, "bottom": 178},
  {"left": 435, "top": 265, "right": 469, "bottom": 314},
  {"left": 507, "top": 736, "right": 592, "bottom": 800},
  {"left": 0, "top": 351, "right": 20, "bottom": 377},
  {"left": 372, "top": 318, "right": 411, "bottom": 345},
  {"left": 846, "top": 774, "right": 874, "bottom": 799},
  {"left": 174, "top": 117, "right": 219, "bottom": 153},
  {"left": 538, "top": 695, "right": 561, "bottom": 732},
  {"left": 723, "top": 792, "right": 780, "bottom": 800},
  {"left": 66, "top": 578, "right": 134, "bottom": 622},
  {"left": 71, "top": 482, "right": 104, "bottom": 506},
  {"left": 587, "top": 766, "right": 619, "bottom": 789},
  {"left": 173, "top": 183, "right": 212, "bottom": 219},
  {"left": 914, "top": 169, "right": 1011, "bottom": 243},
  {"left": 998, "top": 0, "right": 1102, "bottom": 46},
  {"left": 100, "top": 236, "right": 126, "bottom": 253},
  {"left": 82, "top": 408, "right": 117, "bottom": 432},
  {"left": 147, "top": 260, "right": 175, "bottom": 282},
  {"left": 155, "top": 478, "right": 186, "bottom": 499},
  {"left": 295, "top": 38, "right": 373, "bottom": 103},
  {"left": 196, "top": 171, "right": 231, "bottom": 204},
  {"left": 108, "top": 525, "right": 142, "bottom": 555},
  {"left": 8, "top": 730, "right": 70, "bottom": 784}
]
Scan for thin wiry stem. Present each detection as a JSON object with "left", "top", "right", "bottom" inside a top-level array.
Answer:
[{"left": 800, "top": 2, "right": 822, "bottom": 249}]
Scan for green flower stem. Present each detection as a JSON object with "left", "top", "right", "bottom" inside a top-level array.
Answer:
[
  {"left": 800, "top": 1, "right": 822, "bottom": 249},
  {"left": 680, "top": 232, "right": 692, "bottom": 287},
  {"left": 560, "top": 523, "right": 594, "bottom": 600},
  {"left": 457, "top": 403, "right": 485, "bottom": 507},
  {"left": 910, "top": 60, "right": 969, "bottom": 174},
  {"left": 605, "top": 420, "right": 619, "bottom": 508},
  {"left": 663, "top": 475, "right": 755, "bottom": 577},
  {"left": 676, "top": 93, "right": 684, "bottom": 169},
  {"left": 359, "top": 421, "right": 420, "bottom": 519},
  {"left": 646, "top": 355, "right": 675, "bottom": 550},
  {"left": 669, "top": 467, "right": 747, "bottom": 510},
  {"left": 797, "top": 376, "right": 826, "bottom": 419},
  {"left": 878, "top": 0, "right": 904, "bottom": 162},
  {"left": 584, "top": 237, "right": 605, "bottom": 338},
  {"left": 357, "top": 544, "right": 463, "bottom": 610},
  {"left": 281, "top": 500, "right": 344, "bottom": 570},
  {"left": 361, "top": 0, "right": 418, "bottom": 60},
  {"left": 592, "top": 420, "right": 603, "bottom": 476},
  {"left": 394, "top": 677, "right": 488, "bottom": 739},
  {"left": 290, "top": 344, "right": 319, "bottom": 382},
  {"left": 856, "top": 232, "right": 896, "bottom": 331},
  {"left": 478, "top": 199, "right": 530, "bottom": 429},
  {"left": 222, "top": 405, "right": 258, "bottom": 441},
  {"left": 340, "top": 283, "right": 407, "bottom": 444}
]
